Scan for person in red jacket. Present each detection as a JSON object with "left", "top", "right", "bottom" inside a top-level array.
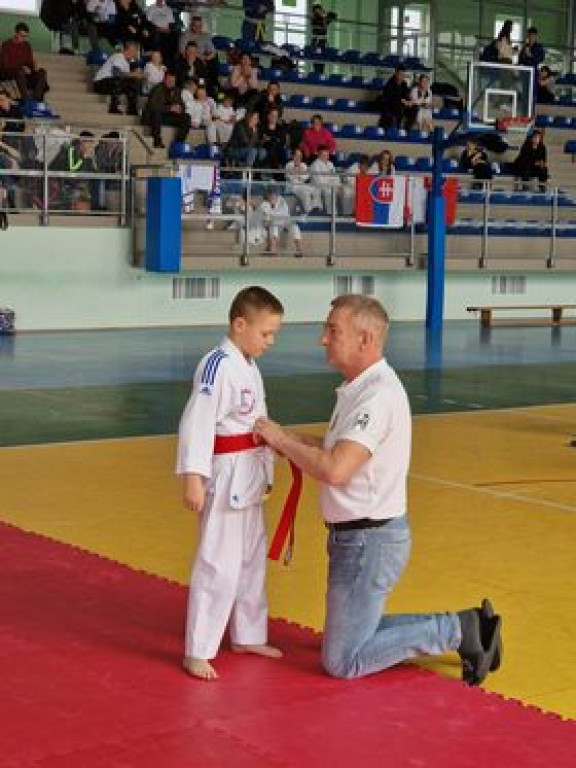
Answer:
[
  {"left": 0, "top": 22, "right": 48, "bottom": 101},
  {"left": 300, "top": 114, "right": 336, "bottom": 161}
]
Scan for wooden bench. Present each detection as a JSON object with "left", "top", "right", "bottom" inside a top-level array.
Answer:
[{"left": 466, "top": 304, "right": 576, "bottom": 328}]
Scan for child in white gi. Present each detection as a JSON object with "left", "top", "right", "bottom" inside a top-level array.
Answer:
[
  {"left": 177, "top": 285, "right": 285, "bottom": 681},
  {"left": 309, "top": 145, "right": 341, "bottom": 213},
  {"left": 207, "top": 93, "right": 237, "bottom": 147},
  {"left": 260, "top": 186, "right": 303, "bottom": 256}
]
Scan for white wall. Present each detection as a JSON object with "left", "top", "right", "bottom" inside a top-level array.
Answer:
[{"left": 2, "top": 227, "right": 576, "bottom": 330}]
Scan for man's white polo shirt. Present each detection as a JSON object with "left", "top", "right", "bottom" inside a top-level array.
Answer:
[{"left": 321, "top": 358, "right": 412, "bottom": 524}]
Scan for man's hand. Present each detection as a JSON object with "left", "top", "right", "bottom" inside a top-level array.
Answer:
[
  {"left": 183, "top": 474, "right": 205, "bottom": 512},
  {"left": 255, "top": 417, "right": 287, "bottom": 452}
]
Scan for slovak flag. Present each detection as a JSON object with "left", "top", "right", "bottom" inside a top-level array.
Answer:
[{"left": 356, "top": 175, "right": 406, "bottom": 228}]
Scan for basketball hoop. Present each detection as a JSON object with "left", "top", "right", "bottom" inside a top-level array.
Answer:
[{"left": 495, "top": 116, "right": 534, "bottom": 135}]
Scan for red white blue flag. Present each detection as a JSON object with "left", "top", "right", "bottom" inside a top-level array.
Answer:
[{"left": 355, "top": 175, "right": 406, "bottom": 228}]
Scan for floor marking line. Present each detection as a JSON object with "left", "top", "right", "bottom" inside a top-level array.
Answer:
[{"left": 411, "top": 473, "right": 576, "bottom": 514}]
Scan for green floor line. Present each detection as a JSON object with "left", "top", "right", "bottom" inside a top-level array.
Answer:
[{"left": 1, "top": 364, "right": 575, "bottom": 447}]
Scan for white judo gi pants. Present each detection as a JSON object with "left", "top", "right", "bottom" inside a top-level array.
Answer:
[{"left": 185, "top": 497, "right": 268, "bottom": 659}]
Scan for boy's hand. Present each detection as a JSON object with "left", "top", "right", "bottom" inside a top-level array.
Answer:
[{"left": 183, "top": 474, "right": 205, "bottom": 512}]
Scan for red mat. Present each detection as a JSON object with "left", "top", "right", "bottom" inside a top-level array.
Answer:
[{"left": 1, "top": 522, "right": 574, "bottom": 768}]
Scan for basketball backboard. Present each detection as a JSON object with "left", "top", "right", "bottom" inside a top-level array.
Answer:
[{"left": 466, "top": 61, "right": 534, "bottom": 132}]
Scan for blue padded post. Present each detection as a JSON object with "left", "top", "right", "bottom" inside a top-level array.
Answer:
[
  {"left": 145, "top": 177, "right": 182, "bottom": 273},
  {"left": 426, "top": 126, "right": 446, "bottom": 330}
]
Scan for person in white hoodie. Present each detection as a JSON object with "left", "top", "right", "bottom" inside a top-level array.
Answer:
[{"left": 309, "top": 145, "right": 341, "bottom": 213}]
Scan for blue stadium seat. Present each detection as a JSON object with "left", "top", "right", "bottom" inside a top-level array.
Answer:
[
  {"left": 311, "top": 96, "right": 332, "bottom": 110},
  {"left": 86, "top": 50, "right": 107, "bottom": 67},
  {"left": 340, "top": 124, "right": 364, "bottom": 138},
  {"left": 382, "top": 54, "right": 401, "bottom": 68},
  {"left": 370, "top": 77, "right": 385, "bottom": 89},
  {"left": 289, "top": 94, "right": 312, "bottom": 108},
  {"left": 395, "top": 155, "right": 414, "bottom": 171},
  {"left": 364, "top": 126, "right": 386, "bottom": 140},
  {"left": 169, "top": 142, "right": 196, "bottom": 159},
  {"left": 553, "top": 115, "right": 573, "bottom": 128},
  {"left": 235, "top": 38, "right": 256, "bottom": 54},
  {"left": 361, "top": 52, "right": 382, "bottom": 67},
  {"left": 324, "top": 122, "right": 341, "bottom": 135},
  {"left": 334, "top": 98, "right": 359, "bottom": 111},
  {"left": 307, "top": 72, "right": 329, "bottom": 85},
  {"left": 325, "top": 47, "right": 344, "bottom": 61},
  {"left": 22, "top": 100, "right": 58, "bottom": 119},
  {"left": 282, "top": 43, "right": 302, "bottom": 57},
  {"left": 564, "top": 140, "right": 576, "bottom": 155},
  {"left": 415, "top": 157, "right": 433, "bottom": 171},
  {"left": 442, "top": 158, "right": 459, "bottom": 172},
  {"left": 218, "top": 62, "right": 231, "bottom": 76},
  {"left": 535, "top": 114, "right": 553, "bottom": 127},
  {"left": 328, "top": 74, "right": 345, "bottom": 85},
  {"left": 212, "top": 35, "right": 233, "bottom": 50},
  {"left": 343, "top": 49, "right": 362, "bottom": 64}
]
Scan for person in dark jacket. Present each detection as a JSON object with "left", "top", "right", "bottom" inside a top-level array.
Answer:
[
  {"left": 225, "top": 110, "right": 260, "bottom": 167},
  {"left": 142, "top": 70, "right": 191, "bottom": 149},
  {"left": 256, "top": 105, "right": 287, "bottom": 178},
  {"left": 254, "top": 80, "right": 283, "bottom": 125},
  {"left": 113, "top": 0, "right": 152, "bottom": 47},
  {"left": 512, "top": 129, "right": 549, "bottom": 191},
  {"left": 174, "top": 41, "right": 207, "bottom": 88},
  {"left": 459, "top": 139, "right": 493, "bottom": 189},
  {"left": 50, "top": 130, "right": 98, "bottom": 210},
  {"left": 242, "top": 0, "right": 274, "bottom": 43},
  {"left": 378, "top": 67, "right": 411, "bottom": 130},
  {"left": 519, "top": 27, "right": 545, "bottom": 71},
  {"left": 310, "top": 3, "right": 337, "bottom": 74}
]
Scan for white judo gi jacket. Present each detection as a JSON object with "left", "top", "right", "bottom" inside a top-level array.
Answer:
[{"left": 177, "top": 336, "right": 274, "bottom": 505}]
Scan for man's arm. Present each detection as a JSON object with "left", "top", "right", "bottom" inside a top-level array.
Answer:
[{"left": 255, "top": 417, "right": 370, "bottom": 485}]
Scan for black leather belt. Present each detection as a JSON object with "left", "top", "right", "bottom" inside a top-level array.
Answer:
[{"left": 328, "top": 517, "right": 391, "bottom": 531}]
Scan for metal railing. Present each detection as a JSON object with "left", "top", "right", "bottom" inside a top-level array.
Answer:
[
  {"left": 130, "top": 162, "right": 576, "bottom": 271},
  {"left": 0, "top": 126, "right": 134, "bottom": 225}
]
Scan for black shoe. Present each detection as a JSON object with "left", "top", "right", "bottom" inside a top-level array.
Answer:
[
  {"left": 153, "top": 138, "right": 165, "bottom": 149},
  {"left": 108, "top": 104, "right": 122, "bottom": 115},
  {"left": 478, "top": 598, "right": 502, "bottom": 672},
  {"left": 457, "top": 608, "right": 501, "bottom": 686}
]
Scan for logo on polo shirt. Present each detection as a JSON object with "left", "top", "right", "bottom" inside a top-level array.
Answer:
[{"left": 354, "top": 412, "right": 370, "bottom": 430}]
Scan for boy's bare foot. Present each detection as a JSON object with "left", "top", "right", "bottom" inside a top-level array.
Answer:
[
  {"left": 183, "top": 656, "right": 218, "bottom": 680},
  {"left": 231, "top": 643, "right": 283, "bottom": 658}
]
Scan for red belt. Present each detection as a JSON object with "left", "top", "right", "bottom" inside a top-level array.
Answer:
[{"left": 213, "top": 433, "right": 302, "bottom": 564}]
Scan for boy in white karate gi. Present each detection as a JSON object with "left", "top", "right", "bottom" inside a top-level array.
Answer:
[{"left": 177, "top": 286, "right": 284, "bottom": 680}]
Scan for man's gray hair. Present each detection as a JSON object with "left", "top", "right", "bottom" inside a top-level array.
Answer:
[{"left": 330, "top": 294, "right": 389, "bottom": 345}]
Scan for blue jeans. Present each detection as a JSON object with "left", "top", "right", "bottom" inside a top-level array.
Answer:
[{"left": 321, "top": 514, "right": 461, "bottom": 678}]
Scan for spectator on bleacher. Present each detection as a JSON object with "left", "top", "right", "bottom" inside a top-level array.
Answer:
[
  {"left": 179, "top": 15, "right": 214, "bottom": 57},
  {"left": 93, "top": 40, "right": 141, "bottom": 115},
  {"left": 113, "top": 0, "right": 151, "bottom": 48},
  {"left": 285, "top": 147, "right": 321, "bottom": 215},
  {"left": 378, "top": 67, "right": 411, "bottom": 130},
  {"left": 0, "top": 89, "right": 24, "bottom": 128},
  {"left": 175, "top": 42, "right": 207, "bottom": 89},
  {"left": 300, "top": 114, "right": 336, "bottom": 162},
  {"left": 254, "top": 80, "right": 283, "bottom": 125},
  {"left": 374, "top": 148, "right": 395, "bottom": 175},
  {"left": 260, "top": 185, "right": 303, "bottom": 256},
  {"left": 340, "top": 154, "right": 373, "bottom": 216},
  {"left": 512, "top": 129, "right": 549, "bottom": 192},
  {"left": 242, "top": 0, "right": 274, "bottom": 44},
  {"left": 495, "top": 20, "right": 515, "bottom": 64},
  {"left": 145, "top": 0, "right": 178, "bottom": 64},
  {"left": 459, "top": 139, "right": 493, "bottom": 189},
  {"left": 229, "top": 52, "right": 259, "bottom": 109},
  {"left": 310, "top": 3, "right": 337, "bottom": 75},
  {"left": 50, "top": 130, "right": 98, "bottom": 211},
  {"left": 225, "top": 109, "right": 259, "bottom": 167},
  {"left": 536, "top": 65, "right": 555, "bottom": 104},
  {"left": 85, "top": 0, "right": 117, "bottom": 53},
  {"left": 207, "top": 92, "right": 236, "bottom": 146},
  {"left": 95, "top": 129, "right": 123, "bottom": 209},
  {"left": 142, "top": 69, "right": 191, "bottom": 149},
  {"left": 256, "top": 105, "right": 287, "bottom": 177},
  {"left": 183, "top": 82, "right": 216, "bottom": 136},
  {"left": 56, "top": 0, "right": 89, "bottom": 55},
  {"left": 309, "top": 145, "right": 340, "bottom": 213},
  {"left": 0, "top": 22, "right": 48, "bottom": 101},
  {"left": 143, "top": 50, "right": 166, "bottom": 95},
  {"left": 407, "top": 74, "right": 433, "bottom": 132},
  {"left": 519, "top": 27, "right": 545, "bottom": 72}
]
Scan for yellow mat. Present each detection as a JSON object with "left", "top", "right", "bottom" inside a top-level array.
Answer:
[{"left": 1, "top": 404, "right": 575, "bottom": 719}]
